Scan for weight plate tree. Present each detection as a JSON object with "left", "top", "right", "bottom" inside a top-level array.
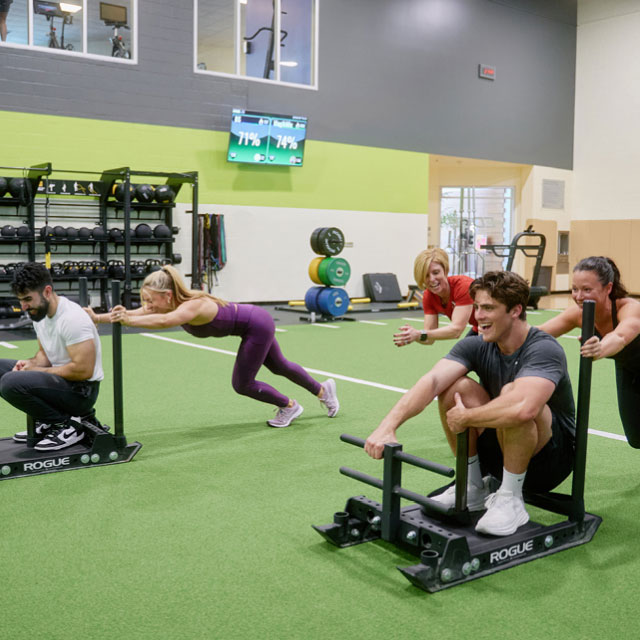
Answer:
[{"left": 305, "top": 227, "right": 350, "bottom": 319}]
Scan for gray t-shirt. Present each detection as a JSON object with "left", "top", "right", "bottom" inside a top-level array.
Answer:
[{"left": 445, "top": 326, "right": 575, "bottom": 436}]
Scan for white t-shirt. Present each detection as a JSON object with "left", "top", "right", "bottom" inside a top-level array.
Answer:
[{"left": 34, "top": 296, "right": 104, "bottom": 382}]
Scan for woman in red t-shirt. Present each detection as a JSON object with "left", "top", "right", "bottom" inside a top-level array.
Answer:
[{"left": 394, "top": 248, "right": 478, "bottom": 347}]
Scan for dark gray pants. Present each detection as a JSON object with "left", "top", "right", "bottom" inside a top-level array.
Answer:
[{"left": 0, "top": 359, "right": 99, "bottom": 424}]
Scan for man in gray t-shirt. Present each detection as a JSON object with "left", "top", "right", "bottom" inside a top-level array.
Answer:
[{"left": 365, "top": 271, "right": 575, "bottom": 537}]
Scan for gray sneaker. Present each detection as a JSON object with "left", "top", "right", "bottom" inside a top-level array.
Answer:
[
  {"left": 319, "top": 379, "right": 340, "bottom": 418},
  {"left": 267, "top": 401, "right": 304, "bottom": 428}
]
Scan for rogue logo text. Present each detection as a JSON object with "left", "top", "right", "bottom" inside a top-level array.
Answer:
[
  {"left": 489, "top": 539, "right": 534, "bottom": 564},
  {"left": 23, "top": 457, "right": 71, "bottom": 472}
]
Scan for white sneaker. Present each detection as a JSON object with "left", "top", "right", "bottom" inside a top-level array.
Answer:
[
  {"left": 430, "top": 476, "right": 492, "bottom": 511},
  {"left": 34, "top": 421, "right": 84, "bottom": 451},
  {"left": 267, "top": 401, "right": 304, "bottom": 428},
  {"left": 475, "top": 489, "right": 530, "bottom": 536},
  {"left": 319, "top": 379, "right": 340, "bottom": 418}
]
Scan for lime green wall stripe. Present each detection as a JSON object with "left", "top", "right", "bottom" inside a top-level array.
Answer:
[{"left": 0, "top": 111, "right": 428, "bottom": 213}]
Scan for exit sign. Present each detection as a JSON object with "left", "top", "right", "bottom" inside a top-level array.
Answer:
[{"left": 478, "top": 64, "right": 496, "bottom": 80}]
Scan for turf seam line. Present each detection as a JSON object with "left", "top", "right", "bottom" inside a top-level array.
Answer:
[
  {"left": 139, "top": 332, "right": 627, "bottom": 442},
  {"left": 0, "top": 342, "right": 18, "bottom": 349}
]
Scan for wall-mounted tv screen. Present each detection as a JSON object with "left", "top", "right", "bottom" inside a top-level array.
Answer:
[{"left": 227, "top": 109, "right": 307, "bottom": 167}]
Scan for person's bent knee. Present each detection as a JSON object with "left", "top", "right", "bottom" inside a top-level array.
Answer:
[
  {"left": 438, "top": 376, "right": 486, "bottom": 410},
  {"left": 0, "top": 371, "right": 27, "bottom": 399}
]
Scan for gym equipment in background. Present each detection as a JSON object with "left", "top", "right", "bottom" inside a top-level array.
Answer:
[
  {"left": 0, "top": 279, "right": 142, "bottom": 481},
  {"left": 197, "top": 213, "right": 226, "bottom": 293},
  {"left": 481, "top": 226, "right": 549, "bottom": 308},
  {"left": 362, "top": 273, "right": 403, "bottom": 303},
  {"left": 303, "top": 227, "right": 351, "bottom": 321},
  {"left": 313, "top": 301, "right": 600, "bottom": 593}
]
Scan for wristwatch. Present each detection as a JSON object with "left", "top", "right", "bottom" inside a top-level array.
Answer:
[{"left": 419, "top": 331, "right": 428, "bottom": 342}]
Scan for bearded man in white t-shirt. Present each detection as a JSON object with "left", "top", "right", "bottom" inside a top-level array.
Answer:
[{"left": 0, "top": 262, "right": 104, "bottom": 451}]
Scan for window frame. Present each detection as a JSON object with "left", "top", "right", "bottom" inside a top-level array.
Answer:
[
  {"left": 0, "top": 0, "right": 138, "bottom": 64},
  {"left": 193, "top": 0, "right": 319, "bottom": 90}
]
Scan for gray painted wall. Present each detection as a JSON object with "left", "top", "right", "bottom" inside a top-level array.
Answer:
[{"left": 0, "top": 0, "right": 577, "bottom": 168}]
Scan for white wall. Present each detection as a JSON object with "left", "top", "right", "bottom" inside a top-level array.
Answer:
[
  {"left": 574, "top": 0, "right": 640, "bottom": 220},
  {"left": 182, "top": 205, "right": 428, "bottom": 303}
]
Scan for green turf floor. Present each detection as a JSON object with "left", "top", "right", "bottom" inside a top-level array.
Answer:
[{"left": 0, "top": 309, "right": 637, "bottom": 639}]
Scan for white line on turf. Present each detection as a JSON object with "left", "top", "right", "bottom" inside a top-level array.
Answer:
[
  {"left": 140, "top": 332, "right": 625, "bottom": 442},
  {"left": 0, "top": 342, "right": 17, "bottom": 349},
  {"left": 560, "top": 335, "right": 579, "bottom": 340},
  {"left": 358, "top": 320, "right": 387, "bottom": 326},
  {"left": 275, "top": 328, "right": 287, "bottom": 332},
  {"left": 310, "top": 324, "right": 340, "bottom": 329}
]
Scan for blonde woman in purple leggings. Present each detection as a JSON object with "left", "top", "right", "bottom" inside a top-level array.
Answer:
[{"left": 86, "top": 265, "right": 339, "bottom": 428}]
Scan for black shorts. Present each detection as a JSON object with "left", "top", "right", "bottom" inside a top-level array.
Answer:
[
  {"left": 477, "top": 413, "right": 575, "bottom": 493},
  {"left": 0, "top": 0, "right": 13, "bottom": 12}
]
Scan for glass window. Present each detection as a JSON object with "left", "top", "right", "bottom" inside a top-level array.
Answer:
[
  {"left": 3, "top": 0, "right": 29, "bottom": 45},
  {"left": 88, "top": 1, "right": 133, "bottom": 58},
  {"left": 0, "top": 0, "right": 135, "bottom": 62},
  {"left": 196, "top": 0, "right": 317, "bottom": 88}
]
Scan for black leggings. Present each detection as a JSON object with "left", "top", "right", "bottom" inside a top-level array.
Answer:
[
  {"left": 615, "top": 363, "right": 640, "bottom": 449},
  {"left": 0, "top": 359, "right": 99, "bottom": 424}
]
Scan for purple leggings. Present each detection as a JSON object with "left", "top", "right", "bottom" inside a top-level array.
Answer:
[{"left": 231, "top": 307, "right": 321, "bottom": 407}]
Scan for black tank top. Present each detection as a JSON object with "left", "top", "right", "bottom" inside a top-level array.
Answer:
[{"left": 594, "top": 298, "right": 640, "bottom": 372}]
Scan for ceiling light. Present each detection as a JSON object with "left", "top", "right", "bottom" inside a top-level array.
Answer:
[{"left": 59, "top": 2, "right": 82, "bottom": 13}]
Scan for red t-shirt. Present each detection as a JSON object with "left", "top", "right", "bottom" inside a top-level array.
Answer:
[{"left": 422, "top": 275, "right": 478, "bottom": 333}]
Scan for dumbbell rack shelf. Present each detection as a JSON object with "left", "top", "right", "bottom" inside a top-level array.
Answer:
[{"left": 0, "top": 163, "right": 198, "bottom": 314}]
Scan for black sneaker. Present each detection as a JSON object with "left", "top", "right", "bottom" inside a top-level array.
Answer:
[
  {"left": 13, "top": 421, "right": 53, "bottom": 443},
  {"left": 34, "top": 421, "right": 84, "bottom": 451}
]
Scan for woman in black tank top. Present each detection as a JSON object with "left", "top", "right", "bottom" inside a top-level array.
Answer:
[{"left": 539, "top": 256, "right": 640, "bottom": 448}]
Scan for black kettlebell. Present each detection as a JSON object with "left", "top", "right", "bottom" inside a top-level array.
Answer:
[
  {"left": 131, "top": 261, "right": 146, "bottom": 277},
  {"left": 93, "top": 261, "right": 107, "bottom": 276},
  {"left": 1, "top": 225, "right": 16, "bottom": 237},
  {"left": 50, "top": 262, "right": 64, "bottom": 277},
  {"left": 78, "top": 261, "right": 92, "bottom": 276},
  {"left": 109, "top": 228, "right": 123, "bottom": 242},
  {"left": 145, "top": 258, "right": 162, "bottom": 273},
  {"left": 63, "top": 261, "right": 80, "bottom": 277},
  {"left": 108, "top": 260, "right": 125, "bottom": 279}
]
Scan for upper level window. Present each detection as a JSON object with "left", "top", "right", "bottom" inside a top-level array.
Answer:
[
  {"left": 196, "top": 0, "right": 317, "bottom": 89},
  {"left": 0, "top": 0, "right": 136, "bottom": 62}
]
